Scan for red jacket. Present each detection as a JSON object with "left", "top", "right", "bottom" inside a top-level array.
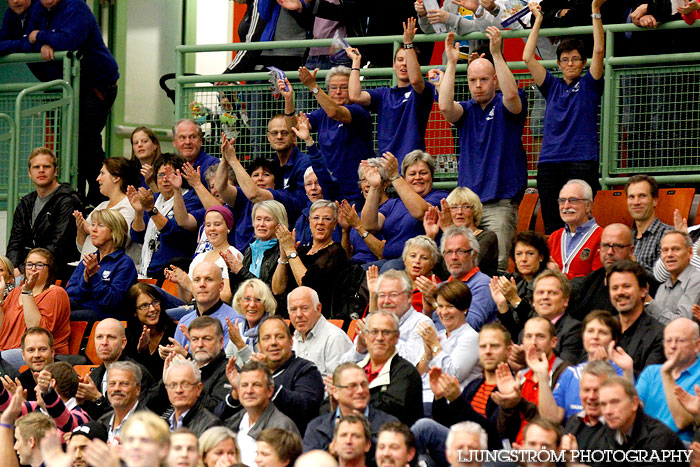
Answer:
[{"left": 548, "top": 223, "right": 603, "bottom": 279}]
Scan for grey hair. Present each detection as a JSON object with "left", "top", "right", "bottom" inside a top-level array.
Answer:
[
  {"left": 173, "top": 118, "right": 203, "bottom": 140},
  {"left": 253, "top": 200, "right": 289, "bottom": 230},
  {"left": 325, "top": 65, "right": 352, "bottom": 89},
  {"left": 303, "top": 166, "right": 316, "bottom": 183},
  {"left": 662, "top": 229, "right": 693, "bottom": 248},
  {"left": 233, "top": 278, "right": 277, "bottom": 315},
  {"left": 358, "top": 157, "right": 388, "bottom": 184},
  {"left": 440, "top": 226, "right": 480, "bottom": 259},
  {"left": 401, "top": 150, "right": 435, "bottom": 177},
  {"left": 446, "top": 421, "right": 488, "bottom": 451},
  {"left": 108, "top": 361, "right": 143, "bottom": 387},
  {"left": 309, "top": 199, "right": 338, "bottom": 220},
  {"left": 287, "top": 286, "right": 321, "bottom": 313},
  {"left": 204, "top": 163, "right": 236, "bottom": 185},
  {"left": 366, "top": 310, "right": 400, "bottom": 333},
  {"left": 562, "top": 179, "right": 593, "bottom": 202},
  {"left": 581, "top": 360, "right": 618, "bottom": 379},
  {"left": 164, "top": 358, "right": 202, "bottom": 384},
  {"left": 375, "top": 269, "right": 413, "bottom": 295},
  {"left": 402, "top": 235, "right": 440, "bottom": 267}
]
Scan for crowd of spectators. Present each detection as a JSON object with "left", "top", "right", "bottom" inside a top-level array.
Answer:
[{"left": 1, "top": 0, "right": 700, "bottom": 466}]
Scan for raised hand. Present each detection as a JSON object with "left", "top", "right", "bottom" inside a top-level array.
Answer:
[
  {"left": 41, "top": 429, "right": 75, "bottom": 467},
  {"left": 444, "top": 32, "right": 461, "bottom": 64},
  {"left": 141, "top": 163, "right": 154, "bottom": 182},
  {"left": 415, "top": 0, "right": 427, "bottom": 17},
  {"left": 344, "top": 47, "right": 361, "bottom": 67},
  {"left": 508, "top": 343, "right": 526, "bottom": 370},
  {"left": 423, "top": 206, "right": 441, "bottom": 239},
  {"left": 360, "top": 161, "right": 382, "bottom": 188},
  {"left": 675, "top": 384, "right": 700, "bottom": 419},
  {"left": 366, "top": 265, "right": 379, "bottom": 295},
  {"left": 485, "top": 26, "right": 502, "bottom": 57},
  {"left": 83, "top": 439, "right": 122, "bottom": 467},
  {"left": 291, "top": 111, "right": 312, "bottom": 142},
  {"left": 126, "top": 185, "right": 143, "bottom": 212},
  {"left": 467, "top": 52, "right": 486, "bottom": 66},
  {"left": 354, "top": 318, "right": 368, "bottom": 354},
  {"left": 380, "top": 152, "right": 400, "bottom": 181},
  {"left": 679, "top": 0, "right": 700, "bottom": 14},
  {"left": 225, "top": 356, "right": 240, "bottom": 399},
  {"left": 137, "top": 187, "right": 155, "bottom": 212},
  {"left": 0, "top": 386, "right": 24, "bottom": 424},
  {"left": 227, "top": 317, "right": 246, "bottom": 350},
  {"left": 403, "top": 17, "right": 417, "bottom": 44},
  {"left": 426, "top": 68, "right": 444, "bottom": 89},
  {"left": 673, "top": 208, "right": 689, "bottom": 233},
  {"left": 74, "top": 210, "right": 90, "bottom": 234},
  {"left": 495, "top": 362, "right": 519, "bottom": 396},
  {"left": 220, "top": 249, "right": 244, "bottom": 274},
  {"left": 496, "top": 276, "right": 520, "bottom": 304},
  {"left": 76, "top": 374, "right": 101, "bottom": 403},
  {"left": 36, "top": 368, "right": 53, "bottom": 394},
  {"left": 137, "top": 325, "right": 151, "bottom": 353},
  {"left": 607, "top": 341, "right": 634, "bottom": 376},
  {"left": 525, "top": 345, "right": 549, "bottom": 379},
  {"left": 298, "top": 67, "right": 319, "bottom": 90},
  {"left": 163, "top": 165, "right": 183, "bottom": 191},
  {"left": 277, "top": 77, "right": 294, "bottom": 100},
  {"left": 164, "top": 265, "right": 189, "bottom": 287},
  {"left": 440, "top": 373, "right": 462, "bottom": 401},
  {"left": 275, "top": 224, "right": 296, "bottom": 255},
  {"left": 489, "top": 276, "right": 509, "bottom": 313},
  {"left": 528, "top": 2, "right": 543, "bottom": 21},
  {"left": 452, "top": 0, "right": 479, "bottom": 10},
  {"left": 181, "top": 162, "right": 202, "bottom": 188},
  {"left": 429, "top": 367, "right": 444, "bottom": 398},
  {"left": 592, "top": 0, "right": 607, "bottom": 10},
  {"left": 415, "top": 275, "right": 438, "bottom": 305},
  {"left": 339, "top": 200, "right": 361, "bottom": 229},
  {"left": 427, "top": 8, "right": 449, "bottom": 24},
  {"left": 24, "top": 267, "right": 40, "bottom": 291},
  {"left": 82, "top": 253, "right": 100, "bottom": 281}
]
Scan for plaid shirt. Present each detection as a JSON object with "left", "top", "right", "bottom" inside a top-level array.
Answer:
[{"left": 633, "top": 217, "right": 672, "bottom": 276}]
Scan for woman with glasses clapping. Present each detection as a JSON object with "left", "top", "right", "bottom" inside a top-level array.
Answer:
[{"left": 0, "top": 248, "right": 70, "bottom": 369}]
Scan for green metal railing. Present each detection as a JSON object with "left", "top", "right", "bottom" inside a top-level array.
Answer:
[
  {"left": 0, "top": 51, "right": 80, "bottom": 223},
  {"left": 175, "top": 20, "right": 700, "bottom": 189}
]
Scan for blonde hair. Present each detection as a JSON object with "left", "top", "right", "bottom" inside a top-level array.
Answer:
[
  {"left": 122, "top": 411, "right": 171, "bottom": 447},
  {"left": 16, "top": 412, "right": 56, "bottom": 443},
  {"left": 91, "top": 209, "right": 129, "bottom": 249},
  {"left": 233, "top": 279, "right": 277, "bottom": 315},
  {"left": 446, "top": 187, "right": 483, "bottom": 227},
  {"left": 199, "top": 426, "right": 240, "bottom": 461}
]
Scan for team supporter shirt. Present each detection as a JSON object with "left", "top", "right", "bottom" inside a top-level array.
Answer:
[
  {"left": 553, "top": 360, "right": 623, "bottom": 420},
  {"left": 308, "top": 104, "right": 375, "bottom": 202},
  {"left": 378, "top": 189, "right": 448, "bottom": 259},
  {"left": 367, "top": 81, "right": 435, "bottom": 164},
  {"left": 456, "top": 90, "right": 528, "bottom": 202},
  {"left": 350, "top": 228, "right": 383, "bottom": 263},
  {"left": 537, "top": 71, "right": 603, "bottom": 164}
]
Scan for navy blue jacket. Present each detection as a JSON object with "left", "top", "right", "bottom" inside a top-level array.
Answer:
[
  {"left": 24, "top": 0, "right": 119, "bottom": 86},
  {"left": 65, "top": 248, "right": 137, "bottom": 318},
  {"left": 0, "top": 4, "right": 31, "bottom": 55},
  {"left": 215, "top": 352, "right": 324, "bottom": 434}
]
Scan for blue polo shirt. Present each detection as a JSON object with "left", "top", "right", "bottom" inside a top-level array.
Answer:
[
  {"left": 637, "top": 357, "right": 700, "bottom": 442},
  {"left": 174, "top": 300, "right": 244, "bottom": 348},
  {"left": 553, "top": 360, "right": 624, "bottom": 421},
  {"left": 350, "top": 227, "right": 383, "bottom": 263},
  {"left": 192, "top": 150, "right": 220, "bottom": 189},
  {"left": 379, "top": 189, "right": 447, "bottom": 260},
  {"left": 367, "top": 81, "right": 435, "bottom": 165},
  {"left": 537, "top": 71, "right": 603, "bottom": 164},
  {"left": 308, "top": 104, "right": 375, "bottom": 203},
  {"left": 456, "top": 90, "right": 528, "bottom": 202}
]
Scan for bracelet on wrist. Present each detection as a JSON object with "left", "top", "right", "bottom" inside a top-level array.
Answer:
[
  {"left": 591, "top": 12, "right": 601, "bottom": 18},
  {"left": 284, "top": 109, "right": 296, "bottom": 117},
  {"left": 389, "top": 174, "right": 401, "bottom": 182},
  {"left": 277, "top": 258, "right": 289, "bottom": 265},
  {"left": 351, "top": 67, "right": 361, "bottom": 71},
  {"left": 0, "top": 422, "right": 13, "bottom": 430},
  {"left": 403, "top": 43, "right": 414, "bottom": 50}
]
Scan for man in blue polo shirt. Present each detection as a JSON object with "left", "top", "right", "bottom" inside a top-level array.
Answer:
[
  {"left": 636, "top": 317, "right": 700, "bottom": 444},
  {"left": 173, "top": 119, "right": 219, "bottom": 189},
  {"left": 279, "top": 65, "right": 375, "bottom": 205},
  {"left": 523, "top": 0, "right": 606, "bottom": 234},
  {"left": 346, "top": 17, "right": 434, "bottom": 165},
  {"left": 23, "top": 0, "right": 120, "bottom": 206},
  {"left": 438, "top": 27, "right": 528, "bottom": 270}
]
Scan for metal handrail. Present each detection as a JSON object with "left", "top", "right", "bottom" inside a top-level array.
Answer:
[{"left": 8, "top": 80, "right": 74, "bottom": 233}]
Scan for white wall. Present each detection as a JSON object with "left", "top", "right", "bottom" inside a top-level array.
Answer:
[{"left": 195, "top": 1, "right": 234, "bottom": 75}]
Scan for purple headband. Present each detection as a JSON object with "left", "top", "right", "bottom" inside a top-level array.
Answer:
[{"left": 206, "top": 205, "right": 234, "bottom": 230}]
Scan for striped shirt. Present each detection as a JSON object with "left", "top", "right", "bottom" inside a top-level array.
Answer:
[{"left": 470, "top": 382, "right": 496, "bottom": 417}]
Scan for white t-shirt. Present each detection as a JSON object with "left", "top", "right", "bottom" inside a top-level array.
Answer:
[
  {"left": 188, "top": 246, "right": 243, "bottom": 280},
  {"left": 237, "top": 413, "right": 259, "bottom": 467}
]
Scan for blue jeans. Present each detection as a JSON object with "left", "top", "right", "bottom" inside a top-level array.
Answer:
[{"left": 412, "top": 418, "right": 450, "bottom": 467}]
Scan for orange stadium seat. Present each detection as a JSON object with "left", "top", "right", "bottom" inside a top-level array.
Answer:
[
  {"left": 656, "top": 188, "right": 695, "bottom": 226},
  {"left": 592, "top": 190, "right": 632, "bottom": 228},
  {"left": 517, "top": 193, "right": 539, "bottom": 232}
]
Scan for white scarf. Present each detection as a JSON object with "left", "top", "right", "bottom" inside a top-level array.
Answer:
[{"left": 139, "top": 190, "right": 187, "bottom": 277}]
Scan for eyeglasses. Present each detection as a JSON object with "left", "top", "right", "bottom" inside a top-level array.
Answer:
[
  {"left": 268, "top": 130, "right": 290, "bottom": 137},
  {"left": 443, "top": 248, "right": 473, "bottom": 257},
  {"left": 449, "top": 204, "right": 473, "bottom": 211},
  {"left": 365, "top": 329, "right": 398, "bottom": 337},
  {"left": 165, "top": 381, "right": 198, "bottom": 390},
  {"left": 557, "top": 197, "right": 586, "bottom": 205},
  {"left": 377, "top": 292, "right": 407, "bottom": 300},
  {"left": 559, "top": 57, "right": 583, "bottom": 64},
  {"left": 329, "top": 85, "right": 349, "bottom": 91},
  {"left": 336, "top": 381, "right": 369, "bottom": 391},
  {"left": 25, "top": 262, "right": 47, "bottom": 270},
  {"left": 310, "top": 216, "right": 334, "bottom": 223},
  {"left": 136, "top": 299, "right": 160, "bottom": 312},
  {"left": 156, "top": 172, "right": 168, "bottom": 179},
  {"left": 600, "top": 243, "right": 631, "bottom": 252},
  {"left": 241, "top": 297, "right": 263, "bottom": 304}
]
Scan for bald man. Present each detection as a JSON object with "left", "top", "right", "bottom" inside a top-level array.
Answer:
[
  {"left": 637, "top": 317, "right": 700, "bottom": 444},
  {"left": 438, "top": 27, "right": 528, "bottom": 270},
  {"left": 568, "top": 223, "right": 636, "bottom": 320},
  {"left": 173, "top": 261, "right": 243, "bottom": 349},
  {"left": 78, "top": 318, "right": 155, "bottom": 419}
]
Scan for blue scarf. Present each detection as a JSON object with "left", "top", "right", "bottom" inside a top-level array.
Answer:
[
  {"left": 258, "top": 0, "right": 281, "bottom": 42},
  {"left": 243, "top": 313, "right": 268, "bottom": 350},
  {"left": 249, "top": 238, "right": 278, "bottom": 277}
]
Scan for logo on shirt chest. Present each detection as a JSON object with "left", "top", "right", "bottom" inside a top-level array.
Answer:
[
  {"left": 402, "top": 91, "right": 411, "bottom": 103},
  {"left": 284, "top": 177, "right": 290, "bottom": 189},
  {"left": 580, "top": 248, "right": 591, "bottom": 261},
  {"left": 569, "top": 82, "right": 581, "bottom": 94},
  {"left": 485, "top": 107, "right": 495, "bottom": 121},
  {"left": 102, "top": 270, "right": 112, "bottom": 280}
]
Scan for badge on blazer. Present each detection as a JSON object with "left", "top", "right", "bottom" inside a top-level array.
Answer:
[{"left": 580, "top": 248, "right": 591, "bottom": 261}]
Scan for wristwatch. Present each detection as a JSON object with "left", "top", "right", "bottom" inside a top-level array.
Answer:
[
  {"left": 21, "top": 289, "right": 33, "bottom": 296},
  {"left": 361, "top": 230, "right": 370, "bottom": 239},
  {"left": 147, "top": 207, "right": 159, "bottom": 216},
  {"left": 288, "top": 251, "right": 299, "bottom": 260},
  {"left": 432, "top": 345, "right": 440, "bottom": 354},
  {"left": 312, "top": 87, "right": 320, "bottom": 95}
]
